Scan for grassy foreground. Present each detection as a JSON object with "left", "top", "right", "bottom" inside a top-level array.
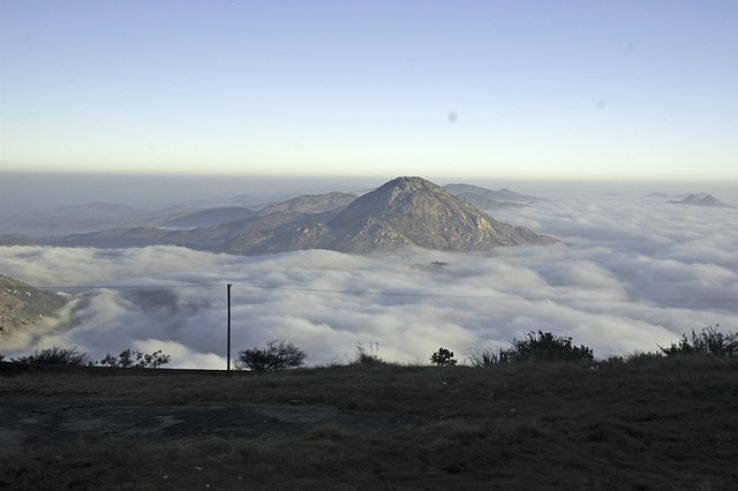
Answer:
[{"left": 1, "top": 357, "right": 737, "bottom": 490}]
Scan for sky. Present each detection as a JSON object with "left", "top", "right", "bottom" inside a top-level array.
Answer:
[{"left": 1, "top": 0, "right": 737, "bottom": 180}]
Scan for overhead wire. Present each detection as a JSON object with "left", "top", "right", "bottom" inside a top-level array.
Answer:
[{"left": 3, "top": 282, "right": 738, "bottom": 304}]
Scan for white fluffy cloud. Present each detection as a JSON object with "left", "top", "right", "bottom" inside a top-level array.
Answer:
[{"left": 2, "top": 195, "right": 738, "bottom": 368}]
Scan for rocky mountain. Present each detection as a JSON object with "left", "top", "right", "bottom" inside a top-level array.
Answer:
[
  {"left": 225, "top": 177, "right": 556, "bottom": 254},
  {"left": 0, "top": 274, "right": 68, "bottom": 336},
  {"left": 48, "top": 177, "right": 557, "bottom": 255},
  {"left": 257, "top": 192, "right": 357, "bottom": 215},
  {"left": 443, "top": 183, "right": 542, "bottom": 210},
  {"left": 668, "top": 193, "right": 733, "bottom": 208}
]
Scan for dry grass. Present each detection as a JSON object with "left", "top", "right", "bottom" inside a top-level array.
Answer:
[{"left": 1, "top": 356, "right": 737, "bottom": 489}]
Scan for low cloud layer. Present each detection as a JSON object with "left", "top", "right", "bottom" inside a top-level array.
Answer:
[{"left": 2, "top": 195, "right": 738, "bottom": 368}]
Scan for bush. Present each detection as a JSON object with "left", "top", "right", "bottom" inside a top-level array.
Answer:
[
  {"left": 659, "top": 325, "right": 738, "bottom": 357},
  {"left": 235, "top": 339, "right": 306, "bottom": 372},
  {"left": 98, "top": 349, "right": 171, "bottom": 368},
  {"left": 353, "top": 342, "right": 384, "bottom": 365},
  {"left": 430, "top": 347, "right": 457, "bottom": 366},
  {"left": 468, "top": 348, "right": 511, "bottom": 367},
  {"left": 625, "top": 351, "right": 664, "bottom": 364},
  {"left": 0, "top": 353, "right": 4, "bottom": 362},
  {"left": 506, "top": 331, "right": 593, "bottom": 363},
  {"left": 13, "top": 346, "right": 91, "bottom": 366}
]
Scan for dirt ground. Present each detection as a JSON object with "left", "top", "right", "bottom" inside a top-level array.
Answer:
[
  {"left": 0, "top": 397, "right": 410, "bottom": 458},
  {"left": 1, "top": 360, "right": 737, "bottom": 489}
]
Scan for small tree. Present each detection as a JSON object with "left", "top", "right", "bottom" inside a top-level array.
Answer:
[
  {"left": 235, "top": 339, "right": 306, "bottom": 372},
  {"left": 507, "top": 331, "right": 593, "bottom": 362},
  {"left": 430, "top": 347, "right": 457, "bottom": 366},
  {"left": 13, "top": 346, "right": 91, "bottom": 366},
  {"left": 659, "top": 325, "right": 738, "bottom": 357},
  {"left": 98, "top": 349, "right": 171, "bottom": 368}
]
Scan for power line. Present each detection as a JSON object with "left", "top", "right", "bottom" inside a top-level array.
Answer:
[
  {"left": 3, "top": 284, "right": 223, "bottom": 290},
  {"left": 3, "top": 282, "right": 738, "bottom": 304}
]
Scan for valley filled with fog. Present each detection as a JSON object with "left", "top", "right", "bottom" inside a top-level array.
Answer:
[{"left": 2, "top": 182, "right": 737, "bottom": 369}]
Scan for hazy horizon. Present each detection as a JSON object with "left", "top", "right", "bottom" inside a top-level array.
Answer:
[{"left": 2, "top": 171, "right": 738, "bottom": 212}]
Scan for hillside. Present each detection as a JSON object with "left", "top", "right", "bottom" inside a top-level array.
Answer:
[
  {"left": 257, "top": 191, "right": 357, "bottom": 215},
  {"left": 443, "top": 183, "right": 543, "bottom": 210},
  {"left": 1, "top": 357, "right": 735, "bottom": 488},
  {"left": 0, "top": 274, "right": 68, "bottom": 336},
  {"left": 668, "top": 193, "right": 733, "bottom": 208},
  {"left": 48, "top": 177, "right": 557, "bottom": 255},
  {"left": 160, "top": 206, "right": 257, "bottom": 228}
]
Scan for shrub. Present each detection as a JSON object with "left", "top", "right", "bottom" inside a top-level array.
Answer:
[
  {"left": 659, "top": 325, "right": 738, "bottom": 357},
  {"left": 13, "top": 346, "right": 91, "bottom": 366},
  {"left": 98, "top": 349, "right": 171, "bottom": 368},
  {"left": 235, "top": 339, "right": 306, "bottom": 372},
  {"left": 468, "top": 348, "right": 511, "bottom": 367},
  {"left": 506, "top": 331, "right": 593, "bottom": 363},
  {"left": 353, "top": 342, "right": 384, "bottom": 365},
  {"left": 625, "top": 351, "right": 663, "bottom": 364},
  {"left": 430, "top": 347, "right": 457, "bottom": 366},
  {"left": 0, "top": 353, "right": 4, "bottom": 362}
]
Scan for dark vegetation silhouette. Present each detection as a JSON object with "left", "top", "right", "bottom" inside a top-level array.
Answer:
[
  {"left": 604, "top": 326, "right": 738, "bottom": 365},
  {"left": 98, "top": 349, "right": 171, "bottom": 368},
  {"left": 507, "top": 330, "right": 594, "bottom": 362},
  {"left": 352, "top": 342, "right": 384, "bottom": 365},
  {"left": 234, "top": 339, "right": 306, "bottom": 372},
  {"left": 468, "top": 347, "right": 509, "bottom": 367},
  {"left": 430, "top": 347, "right": 457, "bottom": 366},
  {"left": 3, "top": 326, "right": 735, "bottom": 372},
  {"left": 659, "top": 325, "right": 738, "bottom": 357},
  {"left": 12, "top": 346, "right": 92, "bottom": 366},
  {"left": 9, "top": 346, "right": 171, "bottom": 368},
  {"left": 468, "top": 330, "right": 593, "bottom": 366}
]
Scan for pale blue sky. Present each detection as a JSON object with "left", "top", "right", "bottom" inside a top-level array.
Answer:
[{"left": 1, "top": 0, "right": 737, "bottom": 179}]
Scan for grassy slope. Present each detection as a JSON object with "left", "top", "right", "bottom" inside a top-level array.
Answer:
[{"left": 1, "top": 357, "right": 737, "bottom": 490}]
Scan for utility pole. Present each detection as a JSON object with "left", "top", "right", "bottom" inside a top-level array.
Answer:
[{"left": 227, "top": 283, "right": 232, "bottom": 375}]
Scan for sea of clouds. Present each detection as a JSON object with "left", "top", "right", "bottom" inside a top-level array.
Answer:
[{"left": 2, "top": 194, "right": 738, "bottom": 368}]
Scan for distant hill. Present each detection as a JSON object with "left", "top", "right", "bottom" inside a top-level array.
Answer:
[
  {"left": 154, "top": 193, "right": 355, "bottom": 229},
  {"left": 257, "top": 192, "right": 356, "bottom": 215},
  {"left": 0, "top": 274, "right": 68, "bottom": 336},
  {"left": 55, "top": 201, "right": 142, "bottom": 218},
  {"left": 443, "top": 183, "right": 542, "bottom": 210},
  {"left": 0, "top": 202, "right": 190, "bottom": 237},
  {"left": 0, "top": 234, "right": 37, "bottom": 246},
  {"left": 667, "top": 193, "right": 733, "bottom": 208},
  {"left": 160, "top": 207, "right": 257, "bottom": 228},
  {"left": 48, "top": 177, "right": 557, "bottom": 255},
  {"left": 645, "top": 192, "right": 683, "bottom": 199}
]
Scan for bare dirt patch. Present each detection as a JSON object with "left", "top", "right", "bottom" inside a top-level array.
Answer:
[{"left": 0, "top": 397, "right": 409, "bottom": 456}]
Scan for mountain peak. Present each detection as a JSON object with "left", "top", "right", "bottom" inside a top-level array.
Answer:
[
  {"left": 383, "top": 176, "right": 438, "bottom": 188},
  {"left": 322, "top": 176, "right": 557, "bottom": 252},
  {"left": 668, "top": 193, "right": 733, "bottom": 208},
  {"left": 370, "top": 176, "right": 443, "bottom": 202}
]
